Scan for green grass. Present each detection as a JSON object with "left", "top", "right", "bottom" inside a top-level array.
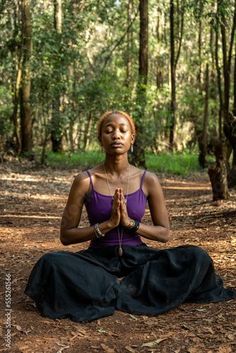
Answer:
[
  {"left": 46, "top": 150, "right": 104, "bottom": 169},
  {"left": 146, "top": 152, "right": 200, "bottom": 176},
  {"left": 44, "top": 150, "right": 202, "bottom": 176}
]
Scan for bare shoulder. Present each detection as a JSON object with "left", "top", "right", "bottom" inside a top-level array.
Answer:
[
  {"left": 144, "top": 171, "right": 161, "bottom": 185},
  {"left": 143, "top": 170, "right": 163, "bottom": 196},
  {"left": 70, "top": 170, "right": 90, "bottom": 196}
]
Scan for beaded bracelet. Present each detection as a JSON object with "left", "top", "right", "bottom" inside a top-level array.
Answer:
[{"left": 94, "top": 223, "right": 105, "bottom": 238}]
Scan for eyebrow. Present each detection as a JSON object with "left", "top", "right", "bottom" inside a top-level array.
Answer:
[{"left": 104, "top": 122, "right": 128, "bottom": 127}]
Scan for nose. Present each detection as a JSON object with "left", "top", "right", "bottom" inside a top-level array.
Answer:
[{"left": 112, "top": 128, "right": 121, "bottom": 139}]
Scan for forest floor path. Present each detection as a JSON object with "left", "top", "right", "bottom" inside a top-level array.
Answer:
[{"left": 0, "top": 162, "right": 235, "bottom": 353}]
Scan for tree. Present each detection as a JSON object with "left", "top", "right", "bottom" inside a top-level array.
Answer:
[
  {"left": 51, "top": 0, "right": 63, "bottom": 152},
  {"left": 169, "top": 0, "right": 185, "bottom": 151},
  {"left": 20, "top": 0, "right": 33, "bottom": 155},
  {"left": 131, "top": 0, "right": 149, "bottom": 168}
]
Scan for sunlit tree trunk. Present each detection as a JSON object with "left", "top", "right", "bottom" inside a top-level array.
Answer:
[{"left": 20, "top": 0, "right": 32, "bottom": 154}]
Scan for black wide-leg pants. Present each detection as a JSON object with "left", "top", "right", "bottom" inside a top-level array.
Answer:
[{"left": 24, "top": 245, "right": 236, "bottom": 322}]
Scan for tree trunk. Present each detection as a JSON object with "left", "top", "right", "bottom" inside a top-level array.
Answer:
[
  {"left": 20, "top": 0, "right": 32, "bottom": 155},
  {"left": 221, "top": 0, "right": 236, "bottom": 187},
  {"left": 83, "top": 113, "right": 93, "bottom": 151},
  {"left": 51, "top": 0, "right": 63, "bottom": 152},
  {"left": 208, "top": 140, "right": 229, "bottom": 200},
  {"left": 197, "top": 18, "right": 202, "bottom": 86},
  {"left": 215, "top": 21, "right": 223, "bottom": 139},
  {"left": 131, "top": 0, "right": 148, "bottom": 168},
  {"left": 198, "top": 63, "right": 209, "bottom": 169},
  {"left": 169, "top": 0, "right": 176, "bottom": 151},
  {"left": 125, "top": 0, "right": 133, "bottom": 87},
  {"left": 233, "top": 42, "right": 236, "bottom": 115}
]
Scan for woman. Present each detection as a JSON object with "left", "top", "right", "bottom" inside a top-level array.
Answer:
[{"left": 25, "top": 110, "right": 235, "bottom": 322}]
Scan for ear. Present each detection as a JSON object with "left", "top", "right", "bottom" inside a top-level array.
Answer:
[{"left": 131, "top": 133, "right": 135, "bottom": 145}]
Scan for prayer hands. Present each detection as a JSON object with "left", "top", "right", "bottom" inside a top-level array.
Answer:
[
  {"left": 109, "top": 188, "right": 131, "bottom": 228},
  {"left": 110, "top": 188, "right": 121, "bottom": 227}
]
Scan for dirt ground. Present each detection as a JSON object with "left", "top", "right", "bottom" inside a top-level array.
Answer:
[{"left": 0, "top": 161, "right": 235, "bottom": 353}]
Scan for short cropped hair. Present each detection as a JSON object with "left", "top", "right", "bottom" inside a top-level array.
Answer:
[{"left": 97, "top": 110, "right": 136, "bottom": 141}]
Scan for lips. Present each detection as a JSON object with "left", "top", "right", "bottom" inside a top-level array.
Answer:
[{"left": 111, "top": 143, "right": 123, "bottom": 148}]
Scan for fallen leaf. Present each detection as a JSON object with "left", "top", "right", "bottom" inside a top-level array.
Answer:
[
  {"left": 125, "top": 346, "right": 136, "bottom": 353},
  {"left": 100, "top": 343, "right": 115, "bottom": 353},
  {"left": 141, "top": 337, "right": 168, "bottom": 347}
]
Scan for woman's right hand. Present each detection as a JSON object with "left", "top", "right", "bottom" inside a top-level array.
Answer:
[{"left": 109, "top": 188, "right": 121, "bottom": 227}]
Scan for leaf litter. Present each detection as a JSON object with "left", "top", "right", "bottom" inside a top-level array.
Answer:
[{"left": 0, "top": 162, "right": 235, "bottom": 353}]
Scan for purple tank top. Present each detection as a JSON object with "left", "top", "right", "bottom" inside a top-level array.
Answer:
[{"left": 85, "top": 170, "right": 147, "bottom": 248}]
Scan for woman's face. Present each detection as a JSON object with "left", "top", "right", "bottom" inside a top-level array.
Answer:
[{"left": 100, "top": 113, "right": 134, "bottom": 155}]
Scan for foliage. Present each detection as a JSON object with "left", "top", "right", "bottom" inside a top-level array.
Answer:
[
  {"left": 0, "top": 0, "right": 235, "bottom": 157},
  {"left": 43, "top": 150, "right": 204, "bottom": 176}
]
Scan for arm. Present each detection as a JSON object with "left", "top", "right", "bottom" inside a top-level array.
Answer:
[
  {"left": 60, "top": 173, "right": 120, "bottom": 246},
  {"left": 120, "top": 172, "right": 171, "bottom": 243}
]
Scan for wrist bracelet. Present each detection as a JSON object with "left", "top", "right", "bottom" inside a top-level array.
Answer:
[
  {"left": 132, "top": 220, "right": 140, "bottom": 232},
  {"left": 124, "top": 219, "right": 140, "bottom": 233},
  {"left": 94, "top": 223, "right": 105, "bottom": 238}
]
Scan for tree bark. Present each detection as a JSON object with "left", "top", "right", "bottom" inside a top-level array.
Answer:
[
  {"left": 198, "top": 64, "right": 209, "bottom": 169},
  {"left": 169, "top": 0, "right": 176, "bottom": 151},
  {"left": 215, "top": 21, "right": 223, "bottom": 139},
  {"left": 233, "top": 42, "right": 236, "bottom": 116},
  {"left": 131, "top": 0, "right": 148, "bottom": 168},
  {"left": 125, "top": 0, "right": 133, "bottom": 87},
  {"left": 51, "top": 0, "right": 63, "bottom": 152},
  {"left": 20, "top": 0, "right": 32, "bottom": 155},
  {"left": 208, "top": 141, "right": 229, "bottom": 200}
]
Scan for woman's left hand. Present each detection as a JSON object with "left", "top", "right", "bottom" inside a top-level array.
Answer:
[{"left": 120, "top": 189, "right": 132, "bottom": 227}]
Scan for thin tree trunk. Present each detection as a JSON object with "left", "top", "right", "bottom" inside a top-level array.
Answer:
[
  {"left": 215, "top": 21, "right": 223, "bottom": 139},
  {"left": 233, "top": 42, "right": 236, "bottom": 115},
  {"left": 125, "top": 0, "right": 133, "bottom": 87},
  {"left": 11, "top": 49, "right": 22, "bottom": 154},
  {"left": 83, "top": 113, "right": 93, "bottom": 151},
  {"left": 169, "top": 0, "right": 176, "bottom": 151},
  {"left": 51, "top": 0, "right": 63, "bottom": 152},
  {"left": 197, "top": 19, "right": 202, "bottom": 85},
  {"left": 20, "top": 0, "right": 32, "bottom": 155},
  {"left": 199, "top": 64, "right": 209, "bottom": 169},
  {"left": 131, "top": 0, "right": 148, "bottom": 168}
]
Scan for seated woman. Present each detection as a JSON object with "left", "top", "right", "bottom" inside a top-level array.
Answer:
[{"left": 24, "top": 110, "right": 235, "bottom": 322}]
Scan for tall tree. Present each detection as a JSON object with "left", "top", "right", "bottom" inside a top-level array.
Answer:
[
  {"left": 169, "top": 0, "right": 185, "bottom": 151},
  {"left": 198, "top": 63, "right": 209, "bottom": 169},
  {"left": 131, "top": 0, "right": 148, "bottom": 168},
  {"left": 20, "top": 0, "right": 32, "bottom": 154},
  {"left": 51, "top": 0, "right": 63, "bottom": 152}
]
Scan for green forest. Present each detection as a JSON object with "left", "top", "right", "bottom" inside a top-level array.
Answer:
[{"left": 0, "top": 0, "right": 236, "bottom": 199}]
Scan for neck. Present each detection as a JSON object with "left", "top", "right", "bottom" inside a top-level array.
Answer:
[{"left": 104, "top": 154, "right": 129, "bottom": 176}]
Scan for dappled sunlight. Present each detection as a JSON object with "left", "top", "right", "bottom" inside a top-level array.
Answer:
[
  {"left": 1, "top": 214, "right": 61, "bottom": 220},
  {"left": 0, "top": 190, "right": 66, "bottom": 201},
  {"left": 163, "top": 185, "right": 211, "bottom": 191},
  {"left": 0, "top": 165, "right": 235, "bottom": 353}
]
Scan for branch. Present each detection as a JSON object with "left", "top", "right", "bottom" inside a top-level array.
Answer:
[
  {"left": 174, "top": 0, "right": 185, "bottom": 68},
  {"left": 100, "top": 6, "right": 139, "bottom": 74}
]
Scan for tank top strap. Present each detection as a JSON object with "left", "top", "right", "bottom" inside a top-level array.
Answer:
[
  {"left": 140, "top": 170, "right": 147, "bottom": 189},
  {"left": 86, "top": 170, "right": 94, "bottom": 190}
]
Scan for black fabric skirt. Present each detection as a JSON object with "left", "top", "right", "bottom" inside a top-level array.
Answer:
[{"left": 24, "top": 244, "right": 236, "bottom": 322}]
